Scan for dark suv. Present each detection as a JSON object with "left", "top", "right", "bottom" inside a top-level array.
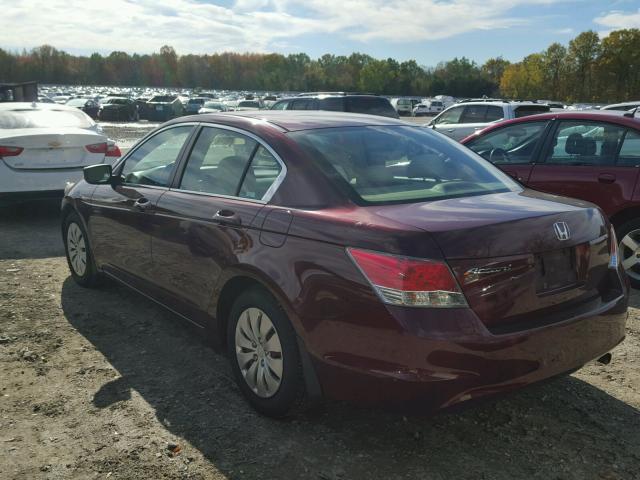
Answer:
[{"left": 271, "top": 94, "right": 399, "bottom": 119}]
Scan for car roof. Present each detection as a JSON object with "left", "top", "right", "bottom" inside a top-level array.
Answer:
[
  {"left": 170, "top": 110, "right": 409, "bottom": 133},
  {"left": 461, "top": 110, "right": 640, "bottom": 143},
  {"left": 602, "top": 101, "right": 640, "bottom": 109}
]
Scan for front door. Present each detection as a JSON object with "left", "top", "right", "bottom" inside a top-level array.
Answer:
[
  {"left": 527, "top": 120, "right": 639, "bottom": 217},
  {"left": 87, "top": 125, "right": 194, "bottom": 287},
  {"left": 150, "top": 126, "right": 284, "bottom": 320}
]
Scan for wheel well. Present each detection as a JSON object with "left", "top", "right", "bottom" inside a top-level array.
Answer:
[
  {"left": 609, "top": 207, "right": 640, "bottom": 231},
  {"left": 215, "top": 276, "right": 269, "bottom": 351}
]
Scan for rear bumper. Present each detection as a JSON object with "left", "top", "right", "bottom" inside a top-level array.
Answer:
[
  {"left": 309, "top": 289, "right": 628, "bottom": 412},
  {"left": 0, "top": 161, "right": 85, "bottom": 195}
]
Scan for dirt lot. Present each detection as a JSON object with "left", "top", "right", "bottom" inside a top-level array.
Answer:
[{"left": 1, "top": 200, "right": 639, "bottom": 480}]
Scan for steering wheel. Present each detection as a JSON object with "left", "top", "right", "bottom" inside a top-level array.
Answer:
[{"left": 489, "top": 148, "right": 510, "bottom": 163}]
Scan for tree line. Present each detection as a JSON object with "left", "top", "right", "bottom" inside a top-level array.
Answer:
[{"left": 0, "top": 29, "right": 638, "bottom": 103}]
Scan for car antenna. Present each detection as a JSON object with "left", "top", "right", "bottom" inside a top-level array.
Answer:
[{"left": 624, "top": 106, "right": 638, "bottom": 118}]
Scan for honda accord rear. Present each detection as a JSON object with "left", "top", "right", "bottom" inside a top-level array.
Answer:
[{"left": 62, "top": 111, "right": 628, "bottom": 416}]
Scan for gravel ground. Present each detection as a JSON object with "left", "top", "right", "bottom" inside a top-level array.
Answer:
[{"left": 0, "top": 200, "right": 639, "bottom": 480}]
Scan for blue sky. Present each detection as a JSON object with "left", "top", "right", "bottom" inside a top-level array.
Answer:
[{"left": 2, "top": 0, "right": 639, "bottom": 67}]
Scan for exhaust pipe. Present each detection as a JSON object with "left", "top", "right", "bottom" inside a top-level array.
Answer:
[{"left": 597, "top": 353, "right": 612, "bottom": 365}]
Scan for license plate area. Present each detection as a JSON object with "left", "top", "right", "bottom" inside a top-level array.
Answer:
[{"left": 535, "top": 248, "right": 577, "bottom": 293}]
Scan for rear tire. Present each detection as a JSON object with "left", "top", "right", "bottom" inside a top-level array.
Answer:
[
  {"left": 227, "top": 287, "right": 306, "bottom": 417},
  {"left": 63, "top": 212, "right": 101, "bottom": 288},
  {"left": 616, "top": 218, "right": 640, "bottom": 289}
]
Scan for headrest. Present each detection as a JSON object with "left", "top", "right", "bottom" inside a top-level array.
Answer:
[{"left": 565, "top": 133, "right": 586, "bottom": 155}]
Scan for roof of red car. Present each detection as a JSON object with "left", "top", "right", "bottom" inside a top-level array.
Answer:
[
  {"left": 173, "top": 110, "right": 409, "bottom": 133},
  {"left": 461, "top": 110, "right": 640, "bottom": 144}
]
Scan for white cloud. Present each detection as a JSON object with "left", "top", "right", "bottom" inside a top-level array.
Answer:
[
  {"left": 0, "top": 0, "right": 572, "bottom": 55},
  {"left": 594, "top": 8, "right": 640, "bottom": 36}
]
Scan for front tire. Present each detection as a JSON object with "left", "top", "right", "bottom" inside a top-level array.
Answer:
[
  {"left": 63, "top": 213, "right": 101, "bottom": 288},
  {"left": 616, "top": 218, "right": 640, "bottom": 289},
  {"left": 227, "top": 287, "right": 306, "bottom": 417}
]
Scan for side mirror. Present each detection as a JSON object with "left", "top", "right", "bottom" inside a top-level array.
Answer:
[{"left": 84, "top": 164, "right": 113, "bottom": 184}]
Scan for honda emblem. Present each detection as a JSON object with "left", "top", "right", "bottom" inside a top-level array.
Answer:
[{"left": 553, "top": 222, "right": 570, "bottom": 241}]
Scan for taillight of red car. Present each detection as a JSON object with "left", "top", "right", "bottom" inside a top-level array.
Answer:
[
  {"left": 347, "top": 248, "right": 467, "bottom": 307},
  {"left": 0, "top": 146, "right": 24, "bottom": 157}
]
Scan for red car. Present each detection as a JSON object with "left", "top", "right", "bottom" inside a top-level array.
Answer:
[
  {"left": 461, "top": 110, "right": 640, "bottom": 287},
  {"left": 61, "top": 112, "right": 628, "bottom": 417}
]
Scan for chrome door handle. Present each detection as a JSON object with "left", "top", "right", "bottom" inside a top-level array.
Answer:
[
  {"left": 214, "top": 209, "right": 241, "bottom": 225},
  {"left": 133, "top": 197, "right": 151, "bottom": 210}
]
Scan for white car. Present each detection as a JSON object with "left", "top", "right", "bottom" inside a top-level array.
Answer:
[
  {"left": 0, "top": 103, "right": 120, "bottom": 204},
  {"left": 601, "top": 101, "right": 640, "bottom": 112},
  {"left": 427, "top": 100, "right": 551, "bottom": 141}
]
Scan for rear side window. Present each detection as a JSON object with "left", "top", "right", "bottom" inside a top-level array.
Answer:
[
  {"left": 514, "top": 105, "right": 550, "bottom": 118},
  {"left": 241, "top": 146, "right": 283, "bottom": 199},
  {"left": 485, "top": 106, "right": 504, "bottom": 122},
  {"left": 346, "top": 97, "right": 398, "bottom": 118},
  {"left": 319, "top": 97, "right": 345, "bottom": 111},
  {"left": 466, "top": 122, "right": 547, "bottom": 164},
  {"left": 179, "top": 127, "right": 257, "bottom": 197},
  {"left": 290, "top": 99, "right": 316, "bottom": 110},
  {"left": 618, "top": 130, "right": 640, "bottom": 166},
  {"left": 546, "top": 121, "right": 626, "bottom": 166}
]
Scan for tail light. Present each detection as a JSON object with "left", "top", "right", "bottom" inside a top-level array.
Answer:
[
  {"left": 347, "top": 248, "right": 467, "bottom": 308},
  {"left": 85, "top": 142, "right": 121, "bottom": 157},
  {"left": 0, "top": 146, "right": 24, "bottom": 157},
  {"left": 609, "top": 225, "right": 619, "bottom": 269},
  {"left": 106, "top": 144, "right": 121, "bottom": 157},
  {"left": 85, "top": 142, "right": 108, "bottom": 154}
]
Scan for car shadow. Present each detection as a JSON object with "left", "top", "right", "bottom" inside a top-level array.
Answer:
[
  {"left": 60, "top": 276, "right": 640, "bottom": 480},
  {"left": 0, "top": 199, "right": 64, "bottom": 260}
]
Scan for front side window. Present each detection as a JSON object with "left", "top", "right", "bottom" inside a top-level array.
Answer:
[
  {"left": 484, "top": 106, "right": 505, "bottom": 122},
  {"left": 433, "top": 106, "right": 463, "bottom": 125},
  {"left": 466, "top": 122, "right": 547, "bottom": 165},
  {"left": 546, "top": 121, "right": 626, "bottom": 166},
  {"left": 319, "top": 97, "right": 345, "bottom": 111},
  {"left": 179, "top": 127, "right": 257, "bottom": 197},
  {"left": 120, "top": 126, "right": 193, "bottom": 186},
  {"left": 290, "top": 126, "right": 519, "bottom": 205}
]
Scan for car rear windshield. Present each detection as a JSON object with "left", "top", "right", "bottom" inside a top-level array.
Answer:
[
  {"left": 514, "top": 105, "right": 550, "bottom": 118},
  {"left": 0, "top": 108, "right": 94, "bottom": 129},
  {"left": 290, "top": 126, "right": 519, "bottom": 205}
]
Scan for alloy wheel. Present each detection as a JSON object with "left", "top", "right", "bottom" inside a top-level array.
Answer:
[
  {"left": 235, "top": 307, "right": 283, "bottom": 398},
  {"left": 619, "top": 229, "right": 640, "bottom": 280},
  {"left": 67, "top": 222, "right": 87, "bottom": 276}
]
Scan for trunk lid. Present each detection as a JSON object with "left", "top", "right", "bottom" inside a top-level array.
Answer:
[
  {"left": 373, "top": 191, "right": 614, "bottom": 331},
  {"left": 0, "top": 127, "right": 107, "bottom": 169}
]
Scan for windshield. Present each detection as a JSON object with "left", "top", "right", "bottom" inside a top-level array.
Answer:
[
  {"left": 238, "top": 101, "right": 260, "bottom": 108},
  {"left": 290, "top": 126, "right": 519, "bottom": 205},
  {"left": 0, "top": 108, "right": 94, "bottom": 129},
  {"left": 149, "top": 96, "right": 176, "bottom": 103}
]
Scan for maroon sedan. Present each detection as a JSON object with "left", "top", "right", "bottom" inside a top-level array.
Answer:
[
  {"left": 62, "top": 111, "right": 628, "bottom": 417},
  {"left": 461, "top": 110, "right": 640, "bottom": 287}
]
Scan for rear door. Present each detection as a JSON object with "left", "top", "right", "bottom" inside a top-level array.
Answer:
[
  {"left": 464, "top": 120, "right": 549, "bottom": 183},
  {"left": 527, "top": 120, "right": 638, "bottom": 217},
  {"left": 87, "top": 125, "right": 195, "bottom": 288},
  {"left": 150, "top": 126, "right": 284, "bottom": 320}
]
